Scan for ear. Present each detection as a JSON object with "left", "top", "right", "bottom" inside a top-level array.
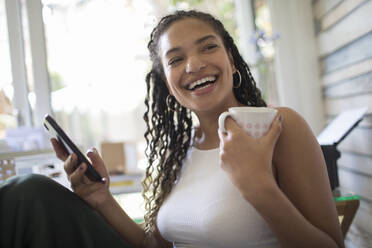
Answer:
[{"left": 227, "top": 50, "right": 236, "bottom": 73}]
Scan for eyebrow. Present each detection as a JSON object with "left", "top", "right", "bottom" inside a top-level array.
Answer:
[{"left": 165, "top": 34, "right": 217, "bottom": 57}]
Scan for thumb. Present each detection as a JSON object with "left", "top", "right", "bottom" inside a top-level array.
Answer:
[
  {"left": 264, "top": 114, "right": 282, "bottom": 145},
  {"left": 86, "top": 148, "right": 107, "bottom": 174}
]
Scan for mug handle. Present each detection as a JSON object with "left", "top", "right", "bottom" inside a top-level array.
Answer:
[{"left": 218, "top": 111, "right": 232, "bottom": 133}]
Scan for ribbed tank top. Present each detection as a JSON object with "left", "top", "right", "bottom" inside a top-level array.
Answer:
[{"left": 157, "top": 147, "right": 280, "bottom": 248}]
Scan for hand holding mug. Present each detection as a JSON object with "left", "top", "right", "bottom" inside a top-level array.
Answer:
[{"left": 218, "top": 107, "right": 282, "bottom": 201}]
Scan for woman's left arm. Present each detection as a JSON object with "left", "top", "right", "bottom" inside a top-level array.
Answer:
[
  {"left": 260, "top": 107, "right": 344, "bottom": 247},
  {"left": 219, "top": 107, "right": 344, "bottom": 248}
]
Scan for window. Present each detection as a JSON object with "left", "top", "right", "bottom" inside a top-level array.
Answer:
[
  {"left": 0, "top": 0, "right": 16, "bottom": 139},
  {"left": 20, "top": 0, "right": 37, "bottom": 120},
  {"left": 2, "top": 0, "right": 238, "bottom": 155},
  {"left": 42, "top": 0, "right": 155, "bottom": 151},
  {"left": 252, "top": 0, "right": 279, "bottom": 106},
  {"left": 42, "top": 0, "right": 237, "bottom": 152}
]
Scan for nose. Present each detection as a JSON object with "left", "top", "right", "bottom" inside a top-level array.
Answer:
[{"left": 186, "top": 55, "right": 206, "bottom": 73}]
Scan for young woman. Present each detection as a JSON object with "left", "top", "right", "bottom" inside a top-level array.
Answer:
[{"left": 0, "top": 10, "right": 344, "bottom": 248}]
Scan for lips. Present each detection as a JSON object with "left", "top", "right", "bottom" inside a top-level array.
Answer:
[{"left": 185, "top": 75, "right": 218, "bottom": 91}]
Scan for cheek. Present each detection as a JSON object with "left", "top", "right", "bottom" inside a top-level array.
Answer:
[
  {"left": 164, "top": 72, "right": 175, "bottom": 91},
  {"left": 164, "top": 69, "right": 181, "bottom": 92},
  {"left": 161, "top": 64, "right": 175, "bottom": 93}
]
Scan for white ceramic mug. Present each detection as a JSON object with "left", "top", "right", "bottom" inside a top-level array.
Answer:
[{"left": 218, "top": 107, "right": 278, "bottom": 138}]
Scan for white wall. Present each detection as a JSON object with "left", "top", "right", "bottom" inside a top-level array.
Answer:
[{"left": 268, "top": 0, "right": 325, "bottom": 134}]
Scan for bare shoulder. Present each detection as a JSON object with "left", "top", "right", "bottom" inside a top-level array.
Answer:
[
  {"left": 275, "top": 107, "right": 311, "bottom": 133},
  {"left": 271, "top": 107, "right": 344, "bottom": 246},
  {"left": 272, "top": 107, "right": 320, "bottom": 166},
  {"left": 272, "top": 106, "right": 332, "bottom": 215}
]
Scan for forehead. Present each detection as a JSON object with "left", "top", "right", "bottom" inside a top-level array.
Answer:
[{"left": 159, "top": 18, "right": 221, "bottom": 57}]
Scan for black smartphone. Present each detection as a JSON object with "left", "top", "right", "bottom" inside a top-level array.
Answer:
[{"left": 43, "top": 114, "right": 103, "bottom": 182}]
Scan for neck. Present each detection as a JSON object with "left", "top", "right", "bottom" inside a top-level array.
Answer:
[{"left": 193, "top": 99, "right": 244, "bottom": 150}]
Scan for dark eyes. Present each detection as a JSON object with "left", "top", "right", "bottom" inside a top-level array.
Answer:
[
  {"left": 168, "top": 57, "right": 183, "bottom": 66},
  {"left": 167, "top": 44, "right": 218, "bottom": 66},
  {"left": 203, "top": 44, "right": 218, "bottom": 51}
]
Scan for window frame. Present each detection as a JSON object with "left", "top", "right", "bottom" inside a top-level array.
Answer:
[{"left": 4, "top": 0, "right": 51, "bottom": 128}]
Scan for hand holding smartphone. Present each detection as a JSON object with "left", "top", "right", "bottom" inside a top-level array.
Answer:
[{"left": 43, "top": 114, "right": 104, "bottom": 182}]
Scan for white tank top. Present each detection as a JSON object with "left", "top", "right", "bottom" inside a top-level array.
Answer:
[{"left": 157, "top": 147, "right": 280, "bottom": 248}]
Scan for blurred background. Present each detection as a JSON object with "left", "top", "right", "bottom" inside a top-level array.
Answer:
[{"left": 0, "top": 0, "right": 371, "bottom": 246}]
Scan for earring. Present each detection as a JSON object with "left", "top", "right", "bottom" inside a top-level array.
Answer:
[
  {"left": 166, "top": 95, "right": 176, "bottom": 111},
  {"left": 233, "top": 70, "right": 242, "bottom": 88}
]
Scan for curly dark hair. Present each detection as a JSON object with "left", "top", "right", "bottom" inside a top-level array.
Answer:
[{"left": 142, "top": 9, "right": 266, "bottom": 240}]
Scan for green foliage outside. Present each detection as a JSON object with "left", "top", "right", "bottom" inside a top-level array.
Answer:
[{"left": 49, "top": 71, "right": 65, "bottom": 92}]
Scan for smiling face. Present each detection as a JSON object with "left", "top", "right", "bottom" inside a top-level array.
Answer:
[{"left": 158, "top": 18, "right": 240, "bottom": 114}]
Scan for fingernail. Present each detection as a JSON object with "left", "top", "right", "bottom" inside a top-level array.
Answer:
[
  {"left": 101, "top": 177, "right": 107, "bottom": 184},
  {"left": 86, "top": 149, "right": 94, "bottom": 156},
  {"left": 79, "top": 165, "right": 83, "bottom": 170}
]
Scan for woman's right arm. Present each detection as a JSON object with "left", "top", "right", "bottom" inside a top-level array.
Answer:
[
  {"left": 95, "top": 191, "right": 146, "bottom": 247},
  {"left": 97, "top": 196, "right": 173, "bottom": 248},
  {"left": 51, "top": 138, "right": 171, "bottom": 248}
]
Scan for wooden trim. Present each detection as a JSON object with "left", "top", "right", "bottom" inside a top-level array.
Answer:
[
  {"left": 339, "top": 151, "right": 372, "bottom": 176},
  {"left": 25, "top": 0, "right": 52, "bottom": 126},
  {"left": 324, "top": 93, "right": 372, "bottom": 116},
  {"left": 317, "top": 0, "right": 372, "bottom": 57},
  {"left": 339, "top": 169, "right": 372, "bottom": 201},
  {"left": 321, "top": 32, "right": 372, "bottom": 74},
  {"left": 323, "top": 71, "right": 372, "bottom": 98},
  {"left": 341, "top": 150, "right": 372, "bottom": 159},
  {"left": 313, "top": 0, "right": 343, "bottom": 19},
  {"left": 352, "top": 200, "right": 372, "bottom": 236},
  {"left": 338, "top": 128, "right": 372, "bottom": 156},
  {"left": 340, "top": 145, "right": 372, "bottom": 158},
  {"left": 320, "top": 0, "right": 366, "bottom": 31},
  {"left": 322, "top": 58, "right": 372, "bottom": 86},
  {"left": 359, "top": 196, "right": 372, "bottom": 205},
  {"left": 339, "top": 166, "right": 372, "bottom": 178},
  {"left": 5, "top": 0, "right": 33, "bottom": 126}
]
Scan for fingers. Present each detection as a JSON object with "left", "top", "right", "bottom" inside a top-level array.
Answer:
[
  {"left": 86, "top": 148, "right": 103, "bottom": 167},
  {"left": 69, "top": 162, "right": 87, "bottom": 188},
  {"left": 221, "top": 117, "right": 244, "bottom": 138},
  {"left": 50, "top": 138, "right": 69, "bottom": 161},
  {"left": 70, "top": 163, "right": 106, "bottom": 196},
  {"left": 64, "top": 153, "right": 79, "bottom": 175},
  {"left": 86, "top": 148, "right": 108, "bottom": 178},
  {"left": 69, "top": 163, "right": 98, "bottom": 188},
  {"left": 264, "top": 114, "right": 282, "bottom": 144}
]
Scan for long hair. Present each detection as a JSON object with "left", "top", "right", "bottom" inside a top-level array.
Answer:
[{"left": 142, "top": 10, "right": 266, "bottom": 240}]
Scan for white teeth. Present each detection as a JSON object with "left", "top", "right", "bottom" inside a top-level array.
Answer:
[{"left": 187, "top": 76, "right": 216, "bottom": 90}]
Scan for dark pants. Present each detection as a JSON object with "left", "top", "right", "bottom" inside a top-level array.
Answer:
[{"left": 0, "top": 174, "right": 133, "bottom": 248}]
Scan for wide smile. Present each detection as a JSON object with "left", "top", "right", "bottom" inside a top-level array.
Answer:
[{"left": 185, "top": 75, "right": 219, "bottom": 91}]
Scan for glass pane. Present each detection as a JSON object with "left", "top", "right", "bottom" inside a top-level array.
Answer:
[
  {"left": 253, "top": 0, "right": 279, "bottom": 106},
  {"left": 0, "top": 0, "right": 16, "bottom": 139},
  {"left": 42, "top": 0, "right": 155, "bottom": 153},
  {"left": 42, "top": 0, "right": 238, "bottom": 171},
  {"left": 20, "top": 0, "right": 36, "bottom": 123}
]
